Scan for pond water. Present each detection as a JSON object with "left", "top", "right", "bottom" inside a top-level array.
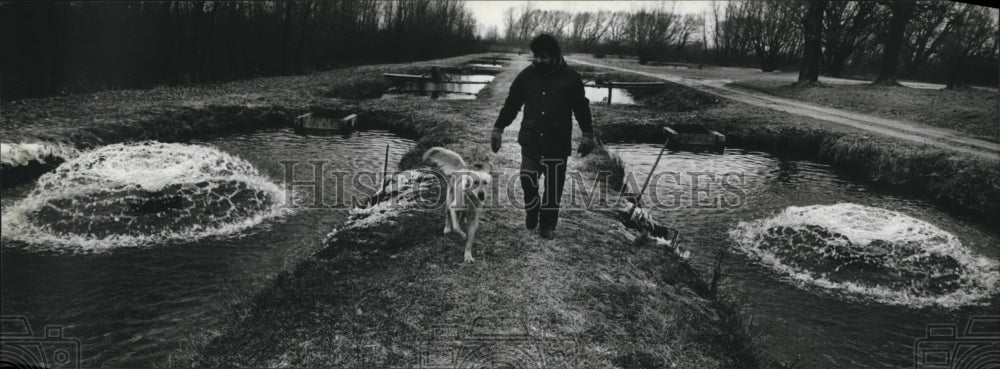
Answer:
[
  {"left": 584, "top": 86, "right": 637, "bottom": 105},
  {"left": 605, "top": 143, "right": 1000, "bottom": 368},
  {"left": 466, "top": 63, "right": 504, "bottom": 69},
  {"left": 381, "top": 74, "right": 495, "bottom": 100},
  {"left": 0, "top": 128, "right": 416, "bottom": 367}
]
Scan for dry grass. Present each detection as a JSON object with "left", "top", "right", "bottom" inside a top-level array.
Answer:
[
  {"left": 51, "top": 55, "right": 767, "bottom": 368},
  {"left": 193, "top": 172, "right": 758, "bottom": 366},
  {"left": 730, "top": 79, "right": 1000, "bottom": 142},
  {"left": 582, "top": 144, "right": 627, "bottom": 193},
  {"left": 569, "top": 54, "right": 794, "bottom": 82},
  {"left": 628, "top": 84, "right": 723, "bottom": 112},
  {"left": 0, "top": 54, "right": 488, "bottom": 145},
  {"left": 570, "top": 52, "right": 997, "bottom": 142}
]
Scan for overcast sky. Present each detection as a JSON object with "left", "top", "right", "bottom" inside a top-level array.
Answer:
[{"left": 466, "top": 1, "right": 714, "bottom": 36}]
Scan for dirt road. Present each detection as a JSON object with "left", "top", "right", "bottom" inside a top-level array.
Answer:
[{"left": 568, "top": 57, "right": 1000, "bottom": 160}]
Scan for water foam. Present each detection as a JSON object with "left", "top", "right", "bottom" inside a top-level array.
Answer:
[
  {"left": 1, "top": 141, "right": 289, "bottom": 251},
  {"left": 1, "top": 142, "right": 79, "bottom": 167},
  {"left": 730, "top": 203, "right": 999, "bottom": 308}
]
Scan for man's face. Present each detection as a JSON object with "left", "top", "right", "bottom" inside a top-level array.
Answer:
[{"left": 532, "top": 53, "right": 556, "bottom": 70}]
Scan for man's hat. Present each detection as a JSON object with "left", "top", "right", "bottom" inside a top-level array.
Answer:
[{"left": 530, "top": 34, "right": 561, "bottom": 57}]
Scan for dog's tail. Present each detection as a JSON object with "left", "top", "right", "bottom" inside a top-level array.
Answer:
[{"left": 422, "top": 147, "right": 467, "bottom": 175}]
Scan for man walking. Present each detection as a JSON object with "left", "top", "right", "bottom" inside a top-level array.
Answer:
[{"left": 491, "top": 34, "right": 596, "bottom": 239}]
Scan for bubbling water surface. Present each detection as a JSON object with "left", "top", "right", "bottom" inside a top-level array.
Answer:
[
  {"left": 1, "top": 141, "right": 287, "bottom": 251},
  {"left": 730, "top": 203, "right": 999, "bottom": 308}
]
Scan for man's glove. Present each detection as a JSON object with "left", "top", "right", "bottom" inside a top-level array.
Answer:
[
  {"left": 578, "top": 133, "right": 596, "bottom": 157},
  {"left": 491, "top": 127, "right": 503, "bottom": 153}
]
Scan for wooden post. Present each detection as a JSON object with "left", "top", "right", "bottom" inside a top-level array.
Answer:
[
  {"left": 381, "top": 144, "right": 389, "bottom": 192},
  {"left": 606, "top": 83, "right": 613, "bottom": 105},
  {"left": 342, "top": 114, "right": 358, "bottom": 130}
]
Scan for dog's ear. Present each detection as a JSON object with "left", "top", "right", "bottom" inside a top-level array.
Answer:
[{"left": 472, "top": 162, "right": 497, "bottom": 175}]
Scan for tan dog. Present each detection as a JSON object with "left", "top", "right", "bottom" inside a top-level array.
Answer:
[{"left": 423, "top": 147, "right": 492, "bottom": 262}]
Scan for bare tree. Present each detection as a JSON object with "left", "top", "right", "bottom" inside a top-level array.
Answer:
[
  {"left": 711, "top": 1, "right": 754, "bottom": 64},
  {"left": 503, "top": 6, "right": 517, "bottom": 42},
  {"left": 822, "top": 1, "right": 880, "bottom": 77},
  {"left": 626, "top": 7, "right": 678, "bottom": 64},
  {"left": 674, "top": 13, "right": 704, "bottom": 53},
  {"left": 710, "top": 1, "right": 726, "bottom": 57},
  {"left": 0, "top": 0, "right": 481, "bottom": 99},
  {"left": 586, "top": 11, "right": 612, "bottom": 48},
  {"left": 873, "top": 2, "right": 916, "bottom": 85},
  {"left": 567, "top": 10, "right": 611, "bottom": 52},
  {"left": 517, "top": 2, "right": 539, "bottom": 43},
  {"left": 939, "top": 4, "right": 997, "bottom": 89},
  {"left": 742, "top": 0, "right": 800, "bottom": 72},
  {"left": 291, "top": 1, "right": 314, "bottom": 73},
  {"left": 797, "top": 1, "right": 826, "bottom": 85},
  {"left": 537, "top": 10, "right": 571, "bottom": 39},
  {"left": 902, "top": 1, "right": 958, "bottom": 76},
  {"left": 701, "top": 11, "right": 713, "bottom": 65},
  {"left": 570, "top": 11, "right": 593, "bottom": 49},
  {"left": 606, "top": 11, "right": 630, "bottom": 53}
]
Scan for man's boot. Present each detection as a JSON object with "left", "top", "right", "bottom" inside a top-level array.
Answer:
[
  {"left": 525, "top": 208, "right": 539, "bottom": 230},
  {"left": 539, "top": 210, "right": 558, "bottom": 239},
  {"left": 539, "top": 225, "right": 555, "bottom": 239}
]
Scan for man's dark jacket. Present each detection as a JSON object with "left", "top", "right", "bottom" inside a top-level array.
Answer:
[{"left": 494, "top": 59, "right": 593, "bottom": 158}]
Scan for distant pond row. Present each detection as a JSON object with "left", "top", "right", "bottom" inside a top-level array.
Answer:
[{"left": 379, "top": 57, "right": 641, "bottom": 105}]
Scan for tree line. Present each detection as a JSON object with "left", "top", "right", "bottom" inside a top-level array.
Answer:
[
  {"left": 486, "top": 1, "right": 998, "bottom": 88},
  {"left": 484, "top": 2, "right": 703, "bottom": 66},
  {"left": 1, "top": 1, "right": 479, "bottom": 100}
]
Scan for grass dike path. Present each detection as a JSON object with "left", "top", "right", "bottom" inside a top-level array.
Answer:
[
  {"left": 5, "top": 50, "right": 995, "bottom": 367},
  {"left": 183, "top": 58, "right": 767, "bottom": 368}
]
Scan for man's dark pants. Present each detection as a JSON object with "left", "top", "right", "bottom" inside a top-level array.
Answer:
[{"left": 520, "top": 155, "right": 568, "bottom": 229}]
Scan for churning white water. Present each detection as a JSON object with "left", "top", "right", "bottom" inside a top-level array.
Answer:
[
  {"left": 730, "top": 203, "right": 999, "bottom": 308},
  {"left": 0, "top": 142, "right": 79, "bottom": 167},
  {"left": 1, "top": 141, "right": 288, "bottom": 251}
]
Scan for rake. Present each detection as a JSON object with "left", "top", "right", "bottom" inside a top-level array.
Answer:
[{"left": 619, "top": 130, "right": 680, "bottom": 247}]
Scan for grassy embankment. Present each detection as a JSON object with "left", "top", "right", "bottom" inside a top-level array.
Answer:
[
  {"left": 186, "top": 56, "right": 772, "bottom": 368},
  {"left": 0, "top": 56, "right": 477, "bottom": 149},
  {"left": 577, "top": 54, "right": 998, "bottom": 141},
  {"left": 2, "top": 55, "right": 776, "bottom": 367},
  {"left": 570, "top": 57, "right": 1000, "bottom": 223},
  {"left": 730, "top": 79, "right": 999, "bottom": 142}
]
